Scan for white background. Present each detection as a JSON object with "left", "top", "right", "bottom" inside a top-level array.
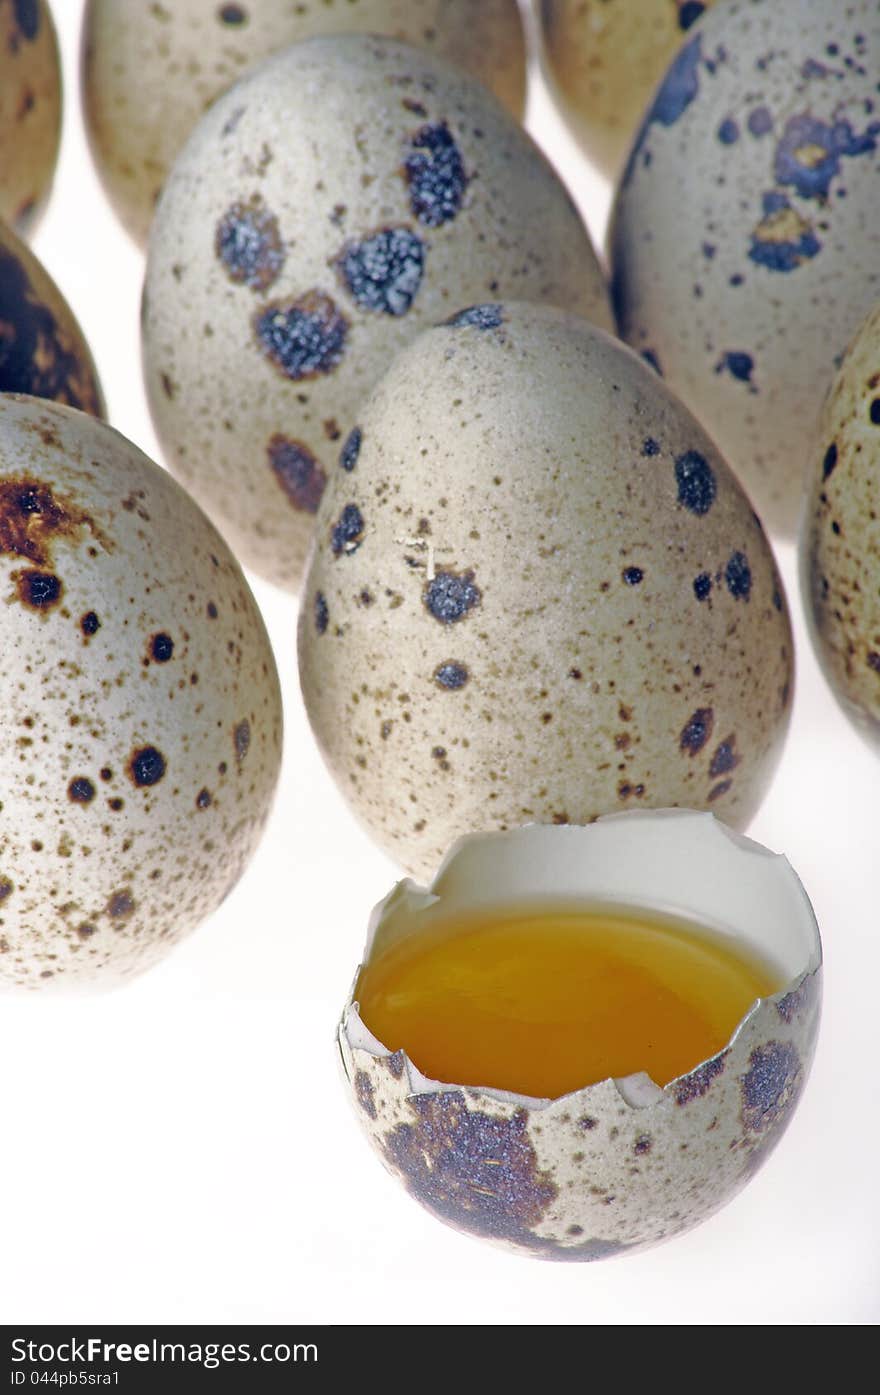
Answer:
[{"left": 2, "top": 0, "right": 878, "bottom": 1326}]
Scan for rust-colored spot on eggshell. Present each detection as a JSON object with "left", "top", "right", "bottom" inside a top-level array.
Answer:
[{"left": 0, "top": 477, "right": 108, "bottom": 567}]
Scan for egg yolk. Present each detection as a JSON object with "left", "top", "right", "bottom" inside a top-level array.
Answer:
[{"left": 355, "top": 903, "right": 783, "bottom": 1099}]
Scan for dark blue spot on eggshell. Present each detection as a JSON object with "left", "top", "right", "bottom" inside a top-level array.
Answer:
[
  {"left": 405, "top": 123, "right": 469, "bottom": 228},
  {"left": 740, "top": 1042, "right": 801, "bottom": 1133},
  {"left": 382, "top": 1094, "right": 558, "bottom": 1247},
  {"left": 649, "top": 35, "right": 702, "bottom": 128},
  {"left": 748, "top": 192, "right": 822, "bottom": 273},
  {"left": 354, "top": 1071, "right": 377, "bottom": 1120},
  {"left": 621, "top": 36, "right": 702, "bottom": 188},
  {"left": 340, "top": 426, "right": 362, "bottom": 472},
  {"left": 680, "top": 707, "right": 714, "bottom": 755},
  {"left": 314, "top": 591, "right": 329, "bottom": 634},
  {"left": 434, "top": 661, "right": 469, "bottom": 689},
  {"left": 216, "top": 198, "right": 285, "bottom": 292},
  {"left": 129, "top": 746, "right": 166, "bottom": 788},
  {"left": 14, "top": 0, "right": 39, "bottom": 41},
  {"left": 675, "top": 451, "right": 716, "bottom": 515},
  {"left": 336, "top": 228, "right": 425, "bottom": 317},
  {"left": 424, "top": 571, "right": 481, "bottom": 624},
  {"left": 331, "top": 504, "right": 365, "bottom": 557},
  {"left": 18, "top": 570, "right": 62, "bottom": 608},
  {"left": 801, "top": 57, "right": 832, "bottom": 80},
  {"left": 693, "top": 573, "right": 712, "bottom": 601},
  {"left": 747, "top": 106, "right": 773, "bottom": 137},
  {"left": 719, "top": 351, "right": 755, "bottom": 384},
  {"left": 761, "top": 190, "right": 788, "bottom": 214},
  {"left": 254, "top": 291, "right": 348, "bottom": 379},
  {"left": 718, "top": 117, "right": 739, "bottom": 145},
  {"left": 774, "top": 112, "right": 880, "bottom": 202}
]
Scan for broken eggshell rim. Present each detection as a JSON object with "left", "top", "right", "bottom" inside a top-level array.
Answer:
[{"left": 338, "top": 809, "right": 822, "bottom": 1112}]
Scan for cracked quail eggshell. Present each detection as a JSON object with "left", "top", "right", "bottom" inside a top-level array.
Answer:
[
  {"left": 339, "top": 813, "right": 822, "bottom": 1259},
  {"left": 0, "top": 0, "right": 61, "bottom": 236},
  {"left": 141, "top": 34, "right": 611, "bottom": 592},
  {"left": 0, "top": 395, "right": 283, "bottom": 991},
  {"left": 83, "top": 0, "right": 527, "bottom": 248},
  {"left": 610, "top": 0, "right": 880, "bottom": 537},
  {"left": 538, "top": 0, "right": 716, "bottom": 181},
  {"left": 0, "top": 219, "right": 104, "bottom": 416},
  {"left": 802, "top": 300, "right": 880, "bottom": 749},
  {"left": 298, "top": 301, "right": 793, "bottom": 880}
]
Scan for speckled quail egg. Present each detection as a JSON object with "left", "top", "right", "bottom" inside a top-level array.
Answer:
[
  {"left": 538, "top": 0, "right": 716, "bottom": 181},
  {"left": 142, "top": 35, "right": 611, "bottom": 592},
  {"left": 340, "top": 814, "right": 822, "bottom": 1259},
  {"left": 298, "top": 301, "right": 793, "bottom": 880},
  {"left": 0, "top": 395, "right": 282, "bottom": 991},
  {"left": 0, "top": 0, "right": 61, "bottom": 235},
  {"left": 82, "top": 0, "right": 527, "bottom": 249},
  {"left": 610, "top": 0, "right": 880, "bottom": 538},
  {"left": 0, "top": 219, "right": 104, "bottom": 416},
  {"left": 802, "top": 301, "right": 880, "bottom": 749}
]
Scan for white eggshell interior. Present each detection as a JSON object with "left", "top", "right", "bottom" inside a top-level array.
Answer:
[{"left": 358, "top": 810, "right": 820, "bottom": 985}]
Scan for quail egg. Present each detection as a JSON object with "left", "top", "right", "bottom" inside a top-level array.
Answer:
[
  {"left": 0, "top": 219, "right": 104, "bottom": 416},
  {"left": 0, "top": 395, "right": 283, "bottom": 991},
  {"left": 142, "top": 35, "right": 611, "bottom": 591},
  {"left": 298, "top": 301, "right": 793, "bottom": 879},
  {"left": 610, "top": 0, "right": 880, "bottom": 537},
  {"left": 82, "top": 0, "right": 527, "bottom": 248},
  {"left": 538, "top": 0, "right": 715, "bottom": 181},
  {"left": 0, "top": 0, "right": 61, "bottom": 235},
  {"left": 802, "top": 301, "right": 880, "bottom": 749},
  {"left": 339, "top": 813, "right": 822, "bottom": 1259}
]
